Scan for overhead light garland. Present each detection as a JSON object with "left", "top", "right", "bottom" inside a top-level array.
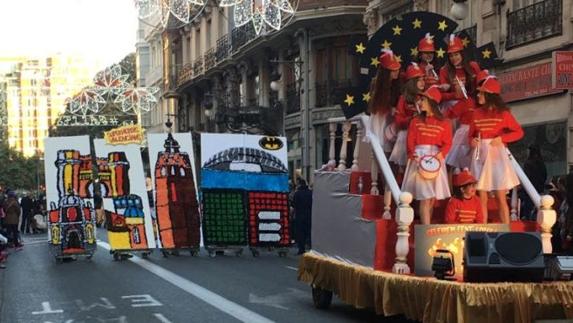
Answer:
[
  {"left": 219, "top": 0, "right": 295, "bottom": 35},
  {"left": 135, "top": 0, "right": 206, "bottom": 28}
]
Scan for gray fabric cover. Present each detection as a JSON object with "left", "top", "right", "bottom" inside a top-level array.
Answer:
[{"left": 311, "top": 171, "right": 376, "bottom": 267}]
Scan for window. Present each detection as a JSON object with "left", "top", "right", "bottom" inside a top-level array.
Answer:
[{"left": 506, "top": 0, "right": 562, "bottom": 49}]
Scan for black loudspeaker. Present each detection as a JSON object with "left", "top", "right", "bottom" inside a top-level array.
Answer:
[{"left": 463, "top": 232, "right": 545, "bottom": 283}]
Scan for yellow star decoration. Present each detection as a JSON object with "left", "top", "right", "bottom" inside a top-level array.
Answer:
[
  {"left": 437, "top": 20, "right": 448, "bottom": 31},
  {"left": 410, "top": 47, "right": 419, "bottom": 57},
  {"left": 362, "top": 92, "right": 371, "bottom": 103},
  {"left": 436, "top": 47, "right": 446, "bottom": 58},
  {"left": 370, "top": 57, "right": 380, "bottom": 67},
  {"left": 482, "top": 48, "right": 492, "bottom": 59},
  {"left": 392, "top": 25, "right": 402, "bottom": 35},
  {"left": 462, "top": 37, "right": 471, "bottom": 48},
  {"left": 381, "top": 40, "right": 392, "bottom": 50},
  {"left": 412, "top": 18, "right": 422, "bottom": 29},
  {"left": 355, "top": 42, "right": 366, "bottom": 54},
  {"left": 344, "top": 94, "right": 355, "bottom": 106},
  {"left": 395, "top": 55, "right": 402, "bottom": 63}
]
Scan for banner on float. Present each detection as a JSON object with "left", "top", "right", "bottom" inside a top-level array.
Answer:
[
  {"left": 414, "top": 223, "right": 509, "bottom": 277},
  {"left": 200, "top": 133, "right": 290, "bottom": 247},
  {"left": 93, "top": 139, "right": 156, "bottom": 251},
  {"left": 104, "top": 124, "right": 144, "bottom": 145},
  {"left": 147, "top": 132, "right": 201, "bottom": 249},
  {"left": 44, "top": 136, "right": 97, "bottom": 255}
]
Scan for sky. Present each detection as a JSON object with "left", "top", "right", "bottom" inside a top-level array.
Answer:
[{"left": 0, "top": 0, "right": 139, "bottom": 71}]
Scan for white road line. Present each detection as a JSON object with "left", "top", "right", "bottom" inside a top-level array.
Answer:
[
  {"left": 153, "top": 313, "right": 173, "bottom": 323},
  {"left": 97, "top": 241, "right": 275, "bottom": 323},
  {"left": 285, "top": 266, "right": 298, "bottom": 271}
]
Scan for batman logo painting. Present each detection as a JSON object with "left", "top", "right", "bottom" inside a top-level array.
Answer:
[{"left": 259, "top": 137, "right": 283, "bottom": 151}]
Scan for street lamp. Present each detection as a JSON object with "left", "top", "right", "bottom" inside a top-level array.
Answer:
[{"left": 451, "top": 0, "right": 469, "bottom": 21}]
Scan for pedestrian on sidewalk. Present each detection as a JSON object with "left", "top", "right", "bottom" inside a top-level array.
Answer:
[
  {"left": 294, "top": 179, "right": 313, "bottom": 255},
  {"left": 20, "top": 192, "right": 34, "bottom": 234},
  {"left": 3, "top": 191, "right": 22, "bottom": 249}
]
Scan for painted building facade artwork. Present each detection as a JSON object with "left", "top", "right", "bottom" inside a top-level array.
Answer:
[
  {"left": 200, "top": 134, "right": 290, "bottom": 248},
  {"left": 93, "top": 139, "right": 156, "bottom": 251},
  {"left": 44, "top": 136, "right": 96, "bottom": 256},
  {"left": 147, "top": 133, "right": 200, "bottom": 249}
]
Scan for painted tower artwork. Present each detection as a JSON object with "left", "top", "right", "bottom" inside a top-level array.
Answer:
[{"left": 154, "top": 133, "right": 200, "bottom": 249}]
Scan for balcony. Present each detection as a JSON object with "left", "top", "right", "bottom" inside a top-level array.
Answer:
[
  {"left": 506, "top": 0, "right": 562, "bottom": 49},
  {"left": 286, "top": 83, "right": 300, "bottom": 114},
  {"left": 204, "top": 48, "right": 216, "bottom": 71},
  {"left": 193, "top": 57, "right": 204, "bottom": 77},
  {"left": 216, "top": 34, "right": 231, "bottom": 62},
  {"left": 177, "top": 63, "right": 193, "bottom": 86},
  {"left": 315, "top": 79, "right": 360, "bottom": 108},
  {"left": 231, "top": 24, "right": 256, "bottom": 53}
]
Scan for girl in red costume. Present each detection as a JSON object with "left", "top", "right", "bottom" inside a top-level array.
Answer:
[
  {"left": 445, "top": 168, "right": 484, "bottom": 224},
  {"left": 469, "top": 77, "right": 524, "bottom": 223},
  {"left": 367, "top": 51, "right": 401, "bottom": 153},
  {"left": 390, "top": 63, "right": 425, "bottom": 169},
  {"left": 417, "top": 33, "right": 439, "bottom": 89},
  {"left": 402, "top": 86, "right": 452, "bottom": 224},
  {"left": 439, "top": 36, "right": 481, "bottom": 170}
]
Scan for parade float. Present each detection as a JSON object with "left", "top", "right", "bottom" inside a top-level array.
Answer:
[{"left": 297, "top": 11, "right": 573, "bottom": 323}]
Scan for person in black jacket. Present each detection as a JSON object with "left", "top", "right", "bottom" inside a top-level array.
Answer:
[
  {"left": 293, "top": 179, "right": 312, "bottom": 255},
  {"left": 522, "top": 145, "right": 547, "bottom": 220}
]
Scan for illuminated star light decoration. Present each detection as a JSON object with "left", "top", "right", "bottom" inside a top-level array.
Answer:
[
  {"left": 135, "top": 0, "right": 206, "bottom": 28},
  {"left": 219, "top": 0, "right": 295, "bottom": 35},
  {"left": 68, "top": 87, "right": 107, "bottom": 116},
  {"left": 114, "top": 87, "right": 160, "bottom": 114},
  {"left": 93, "top": 64, "right": 129, "bottom": 98}
]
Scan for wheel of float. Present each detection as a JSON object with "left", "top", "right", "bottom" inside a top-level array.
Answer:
[
  {"left": 86, "top": 253, "right": 93, "bottom": 260},
  {"left": 251, "top": 249, "right": 260, "bottom": 257},
  {"left": 208, "top": 250, "right": 216, "bottom": 258},
  {"left": 190, "top": 249, "right": 198, "bottom": 257},
  {"left": 162, "top": 250, "right": 169, "bottom": 258},
  {"left": 278, "top": 251, "right": 287, "bottom": 258},
  {"left": 142, "top": 252, "right": 149, "bottom": 259},
  {"left": 235, "top": 249, "right": 243, "bottom": 257},
  {"left": 172, "top": 250, "right": 180, "bottom": 256},
  {"left": 312, "top": 286, "right": 333, "bottom": 310},
  {"left": 113, "top": 253, "right": 120, "bottom": 261}
]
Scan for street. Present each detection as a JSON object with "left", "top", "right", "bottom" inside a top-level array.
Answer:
[{"left": 0, "top": 231, "right": 385, "bottom": 323}]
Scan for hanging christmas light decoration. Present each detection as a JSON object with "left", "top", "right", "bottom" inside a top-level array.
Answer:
[
  {"left": 114, "top": 87, "right": 160, "bottom": 114},
  {"left": 135, "top": 0, "right": 206, "bottom": 28},
  {"left": 93, "top": 64, "right": 129, "bottom": 98},
  {"left": 219, "top": 0, "right": 295, "bottom": 35},
  {"left": 67, "top": 87, "right": 107, "bottom": 116}
]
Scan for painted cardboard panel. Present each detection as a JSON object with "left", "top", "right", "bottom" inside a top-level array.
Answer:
[
  {"left": 44, "top": 136, "right": 97, "bottom": 255},
  {"left": 147, "top": 133, "right": 200, "bottom": 249},
  {"left": 93, "top": 139, "right": 156, "bottom": 250}
]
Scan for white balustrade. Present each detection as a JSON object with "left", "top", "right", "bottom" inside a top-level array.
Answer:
[
  {"left": 370, "top": 154, "right": 379, "bottom": 195},
  {"left": 328, "top": 122, "right": 337, "bottom": 169},
  {"left": 351, "top": 123, "right": 362, "bottom": 171},
  {"left": 337, "top": 121, "right": 351, "bottom": 171}
]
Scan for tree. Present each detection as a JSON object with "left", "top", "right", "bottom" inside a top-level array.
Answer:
[{"left": 0, "top": 143, "right": 44, "bottom": 193}]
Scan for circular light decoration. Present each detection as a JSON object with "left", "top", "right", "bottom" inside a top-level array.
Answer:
[
  {"left": 219, "top": 0, "right": 295, "bottom": 35},
  {"left": 135, "top": 0, "right": 207, "bottom": 29},
  {"left": 114, "top": 87, "right": 160, "bottom": 114}
]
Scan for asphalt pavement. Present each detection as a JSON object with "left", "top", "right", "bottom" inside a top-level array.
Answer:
[{"left": 0, "top": 231, "right": 402, "bottom": 323}]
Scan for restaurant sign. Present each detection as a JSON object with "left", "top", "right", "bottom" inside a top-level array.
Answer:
[
  {"left": 497, "top": 62, "right": 562, "bottom": 103},
  {"left": 552, "top": 51, "right": 573, "bottom": 89}
]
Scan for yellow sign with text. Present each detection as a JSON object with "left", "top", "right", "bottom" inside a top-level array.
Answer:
[{"left": 104, "top": 124, "right": 144, "bottom": 145}]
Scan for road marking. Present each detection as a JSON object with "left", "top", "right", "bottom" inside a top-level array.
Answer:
[
  {"left": 153, "top": 313, "right": 173, "bottom": 323},
  {"left": 97, "top": 241, "right": 275, "bottom": 323},
  {"left": 32, "top": 302, "right": 64, "bottom": 315},
  {"left": 285, "top": 266, "right": 298, "bottom": 271}
]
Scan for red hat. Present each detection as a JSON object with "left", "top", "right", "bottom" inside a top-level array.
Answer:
[
  {"left": 453, "top": 168, "right": 477, "bottom": 187},
  {"left": 447, "top": 35, "right": 464, "bottom": 53},
  {"left": 477, "top": 76, "right": 501, "bottom": 94},
  {"left": 405, "top": 63, "right": 424, "bottom": 80},
  {"left": 418, "top": 33, "right": 435, "bottom": 52},
  {"left": 379, "top": 50, "right": 401, "bottom": 71},
  {"left": 421, "top": 85, "right": 442, "bottom": 104},
  {"left": 476, "top": 69, "right": 493, "bottom": 84}
]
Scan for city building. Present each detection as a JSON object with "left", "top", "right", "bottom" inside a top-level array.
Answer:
[
  {"left": 366, "top": 0, "right": 572, "bottom": 177},
  {"left": 157, "top": 1, "right": 368, "bottom": 181},
  {"left": 0, "top": 55, "right": 96, "bottom": 157}
]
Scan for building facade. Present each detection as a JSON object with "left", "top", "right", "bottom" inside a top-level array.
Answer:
[
  {"left": 0, "top": 55, "right": 95, "bottom": 157},
  {"left": 366, "top": 0, "right": 572, "bottom": 177},
  {"left": 156, "top": 1, "right": 368, "bottom": 181}
]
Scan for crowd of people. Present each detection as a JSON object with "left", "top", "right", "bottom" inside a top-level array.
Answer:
[
  {"left": 0, "top": 189, "right": 47, "bottom": 269},
  {"left": 368, "top": 34, "right": 523, "bottom": 225}
]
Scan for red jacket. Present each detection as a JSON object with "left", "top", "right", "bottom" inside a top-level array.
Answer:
[
  {"left": 394, "top": 95, "right": 421, "bottom": 130},
  {"left": 468, "top": 108, "right": 524, "bottom": 144},
  {"left": 439, "top": 61, "right": 481, "bottom": 101},
  {"left": 419, "top": 61, "right": 439, "bottom": 89},
  {"left": 444, "top": 98, "right": 476, "bottom": 125},
  {"left": 407, "top": 116, "right": 452, "bottom": 158},
  {"left": 445, "top": 196, "right": 484, "bottom": 224}
]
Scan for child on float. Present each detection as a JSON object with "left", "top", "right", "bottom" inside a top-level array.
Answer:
[
  {"left": 389, "top": 63, "right": 425, "bottom": 171},
  {"left": 469, "top": 77, "right": 524, "bottom": 223},
  {"left": 439, "top": 35, "right": 481, "bottom": 171},
  {"left": 417, "top": 33, "right": 439, "bottom": 89},
  {"left": 402, "top": 85, "right": 452, "bottom": 224},
  {"left": 445, "top": 168, "right": 485, "bottom": 224},
  {"left": 367, "top": 50, "right": 401, "bottom": 153}
]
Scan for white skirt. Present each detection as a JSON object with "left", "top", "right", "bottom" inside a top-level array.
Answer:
[
  {"left": 470, "top": 139, "right": 520, "bottom": 191},
  {"left": 368, "top": 112, "right": 394, "bottom": 153},
  {"left": 389, "top": 130, "right": 408, "bottom": 166},
  {"left": 445, "top": 124, "right": 471, "bottom": 169},
  {"left": 401, "top": 145, "right": 451, "bottom": 201}
]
